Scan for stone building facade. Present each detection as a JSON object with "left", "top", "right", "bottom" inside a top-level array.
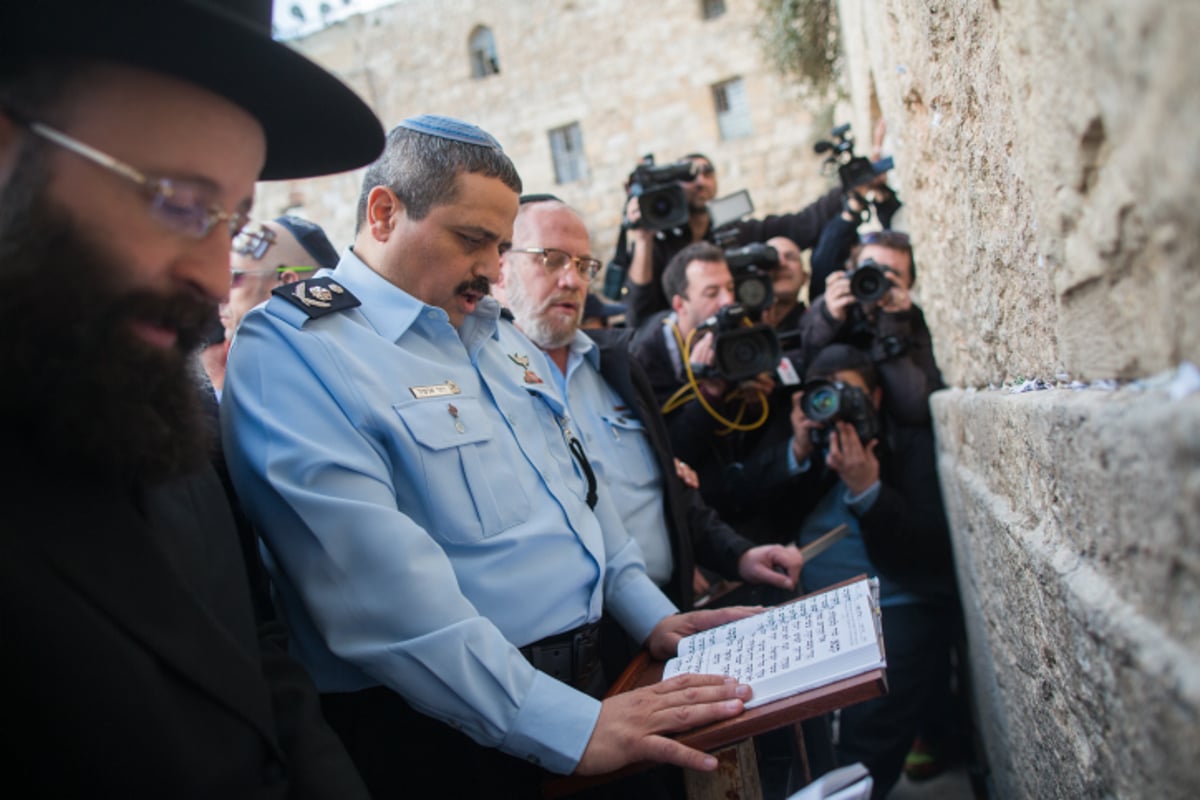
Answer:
[
  {"left": 256, "top": 0, "right": 842, "bottom": 269},
  {"left": 259, "top": 0, "right": 1200, "bottom": 797}
]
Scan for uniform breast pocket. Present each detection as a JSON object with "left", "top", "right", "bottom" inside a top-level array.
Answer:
[
  {"left": 597, "top": 414, "right": 661, "bottom": 488},
  {"left": 394, "top": 397, "right": 530, "bottom": 543}
]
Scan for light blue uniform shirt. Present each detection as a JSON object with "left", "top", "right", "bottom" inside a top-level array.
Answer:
[
  {"left": 553, "top": 335, "right": 674, "bottom": 585},
  {"left": 221, "top": 250, "right": 676, "bottom": 774}
]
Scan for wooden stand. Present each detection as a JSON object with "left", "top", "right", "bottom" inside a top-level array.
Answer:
[{"left": 542, "top": 576, "right": 887, "bottom": 799}]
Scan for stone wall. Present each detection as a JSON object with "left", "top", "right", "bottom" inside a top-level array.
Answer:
[
  {"left": 257, "top": 0, "right": 840, "bottom": 271},
  {"left": 836, "top": 1, "right": 1200, "bottom": 796}
]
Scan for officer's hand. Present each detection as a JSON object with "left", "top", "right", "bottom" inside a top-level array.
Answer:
[
  {"left": 692, "top": 567, "right": 711, "bottom": 598},
  {"left": 738, "top": 544, "right": 803, "bottom": 589},
  {"left": 826, "top": 421, "right": 880, "bottom": 495},
  {"left": 790, "top": 392, "right": 821, "bottom": 465},
  {"left": 575, "top": 673, "right": 750, "bottom": 775},
  {"left": 824, "top": 271, "right": 855, "bottom": 321}
]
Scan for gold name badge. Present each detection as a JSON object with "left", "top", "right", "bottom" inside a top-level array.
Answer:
[{"left": 409, "top": 380, "right": 462, "bottom": 399}]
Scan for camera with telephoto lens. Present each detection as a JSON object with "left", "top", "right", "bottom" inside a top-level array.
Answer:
[
  {"left": 697, "top": 305, "right": 781, "bottom": 383},
  {"left": 724, "top": 242, "right": 778, "bottom": 320},
  {"left": 623, "top": 155, "right": 695, "bottom": 232},
  {"left": 844, "top": 257, "right": 894, "bottom": 304},
  {"left": 800, "top": 379, "right": 879, "bottom": 448},
  {"left": 814, "top": 123, "right": 893, "bottom": 191}
]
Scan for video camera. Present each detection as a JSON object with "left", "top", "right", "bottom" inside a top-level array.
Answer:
[
  {"left": 697, "top": 305, "right": 781, "bottom": 383},
  {"left": 799, "top": 378, "right": 880, "bottom": 448},
  {"left": 624, "top": 155, "right": 696, "bottom": 232},
  {"left": 845, "top": 257, "right": 894, "bottom": 303},
  {"left": 724, "top": 242, "right": 778, "bottom": 320},
  {"left": 814, "top": 123, "right": 894, "bottom": 191}
]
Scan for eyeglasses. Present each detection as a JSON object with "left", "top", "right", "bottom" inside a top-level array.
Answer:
[
  {"left": 4, "top": 106, "right": 252, "bottom": 240},
  {"left": 230, "top": 266, "right": 316, "bottom": 288},
  {"left": 233, "top": 226, "right": 278, "bottom": 260},
  {"left": 685, "top": 163, "right": 716, "bottom": 180},
  {"left": 510, "top": 247, "right": 602, "bottom": 281}
]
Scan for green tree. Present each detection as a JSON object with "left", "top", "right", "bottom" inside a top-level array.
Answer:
[{"left": 756, "top": 0, "right": 842, "bottom": 96}]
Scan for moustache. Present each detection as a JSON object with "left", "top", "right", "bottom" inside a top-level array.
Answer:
[
  {"left": 457, "top": 275, "right": 492, "bottom": 296},
  {"left": 104, "top": 289, "right": 220, "bottom": 354}
]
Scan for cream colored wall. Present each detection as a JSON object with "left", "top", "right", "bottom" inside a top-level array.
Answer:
[{"left": 836, "top": 1, "right": 1200, "bottom": 796}]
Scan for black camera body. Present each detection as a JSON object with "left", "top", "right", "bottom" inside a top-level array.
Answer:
[
  {"left": 698, "top": 305, "right": 781, "bottom": 383},
  {"left": 800, "top": 378, "right": 879, "bottom": 448},
  {"left": 625, "top": 156, "right": 695, "bottom": 232},
  {"left": 845, "top": 257, "right": 894, "bottom": 303},
  {"left": 724, "top": 242, "right": 778, "bottom": 320},
  {"left": 814, "top": 123, "right": 892, "bottom": 191}
]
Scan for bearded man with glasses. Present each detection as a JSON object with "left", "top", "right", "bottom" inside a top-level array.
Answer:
[{"left": 0, "top": 1, "right": 384, "bottom": 795}]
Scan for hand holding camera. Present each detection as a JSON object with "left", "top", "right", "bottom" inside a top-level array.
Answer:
[
  {"left": 825, "top": 420, "right": 881, "bottom": 496},
  {"left": 794, "top": 379, "right": 881, "bottom": 488}
]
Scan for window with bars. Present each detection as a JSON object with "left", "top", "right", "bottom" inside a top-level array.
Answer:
[
  {"left": 469, "top": 26, "right": 500, "bottom": 78},
  {"left": 712, "top": 77, "right": 753, "bottom": 140},
  {"left": 701, "top": 0, "right": 726, "bottom": 19},
  {"left": 548, "top": 123, "right": 588, "bottom": 184}
]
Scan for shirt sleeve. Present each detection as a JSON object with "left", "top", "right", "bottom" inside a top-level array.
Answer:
[{"left": 221, "top": 313, "right": 600, "bottom": 775}]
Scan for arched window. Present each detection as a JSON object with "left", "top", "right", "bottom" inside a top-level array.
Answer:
[{"left": 469, "top": 26, "right": 500, "bottom": 78}]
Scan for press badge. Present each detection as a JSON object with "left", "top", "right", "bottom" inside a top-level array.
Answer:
[{"left": 777, "top": 356, "right": 802, "bottom": 386}]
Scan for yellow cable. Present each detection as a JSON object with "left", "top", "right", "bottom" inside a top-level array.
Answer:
[{"left": 658, "top": 319, "right": 770, "bottom": 432}]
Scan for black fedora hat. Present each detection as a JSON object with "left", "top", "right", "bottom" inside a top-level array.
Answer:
[{"left": 1, "top": 0, "right": 384, "bottom": 180}]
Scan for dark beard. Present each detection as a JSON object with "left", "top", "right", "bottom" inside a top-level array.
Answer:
[{"left": 0, "top": 156, "right": 218, "bottom": 485}]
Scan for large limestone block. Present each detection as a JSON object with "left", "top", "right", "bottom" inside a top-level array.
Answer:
[{"left": 933, "top": 381, "right": 1200, "bottom": 798}]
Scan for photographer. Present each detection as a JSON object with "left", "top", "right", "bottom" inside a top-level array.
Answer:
[
  {"left": 613, "top": 152, "right": 843, "bottom": 329},
  {"left": 761, "top": 236, "right": 810, "bottom": 334},
  {"left": 630, "top": 242, "right": 809, "bottom": 545},
  {"left": 800, "top": 231, "right": 944, "bottom": 427},
  {"left": 789, "top": 344, "right": 960, "bottom": 799},
  {"left": 808, "top": 179, "right": 902, "bottom": 301},
  {"left": 809, "top": 120, "right": 904, "bottom": 301}
]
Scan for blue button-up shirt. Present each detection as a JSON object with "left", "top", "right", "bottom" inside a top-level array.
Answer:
[
  {"left": 221, "top": 250, "right": 675, "bottom": 774},
  {"left": 552, "top": 335, "right": 674, "bottom": 585}
]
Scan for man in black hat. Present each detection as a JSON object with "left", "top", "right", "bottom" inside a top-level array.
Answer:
[{"left": 0, "top": 1, "right": 384, "bottom": 796}]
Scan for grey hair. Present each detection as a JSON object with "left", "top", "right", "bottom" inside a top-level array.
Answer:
[{"left": 355, "top": 124, "right": 522, "bottom": 231}]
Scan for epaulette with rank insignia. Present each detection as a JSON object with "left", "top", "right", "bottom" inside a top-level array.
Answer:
[{"left": 272, "top": 277, "right": 360, "bottom": 319}]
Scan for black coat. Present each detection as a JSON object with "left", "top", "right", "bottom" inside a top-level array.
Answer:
[
  {"left": 628, "top": 314, "right": 806, "bottom": 545},
  {"left": 587, "top": 327, "right": 753, "bottom": 608},
  {"left": 1, "top": 459, "right": 367, "bottom": 799}
]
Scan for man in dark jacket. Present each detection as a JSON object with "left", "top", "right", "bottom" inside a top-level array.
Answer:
[
  {"left": 0, "top": 1, "right": 384, "bottom": 795},
  {"left": 801, "top": 230, "right": 944, "bottom": 427},
  {"left": 789, "top": 343, "right": 960, "bottom": 799},
  {"left": 613, "top": 152, "right": 844, "bottom": 328}
]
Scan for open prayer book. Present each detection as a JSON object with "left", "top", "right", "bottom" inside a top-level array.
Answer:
[
  {"left": 541, "top": 575, "right": 888, "bottom": 798},
  {"left": 663, "top": 575, "right": 885, "bottom": 709}
]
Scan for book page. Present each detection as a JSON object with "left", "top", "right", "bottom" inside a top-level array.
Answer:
[{"left": 664, "top": 577, "right": 884, "bottom": 708}]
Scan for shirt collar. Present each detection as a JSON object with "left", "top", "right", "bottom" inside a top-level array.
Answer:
[{"left": 326, "top": 248, "right": 499, "bottom": 344}]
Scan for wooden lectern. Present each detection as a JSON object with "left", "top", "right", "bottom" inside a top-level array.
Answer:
[{"left": 542, "top": 575, "right": 888, "bottom": 799}]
